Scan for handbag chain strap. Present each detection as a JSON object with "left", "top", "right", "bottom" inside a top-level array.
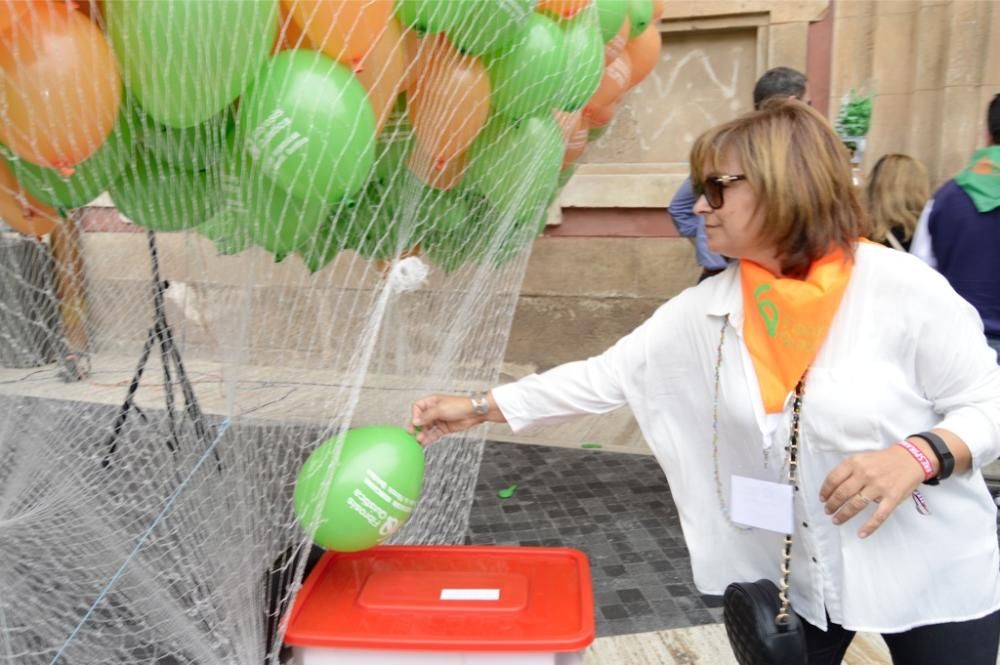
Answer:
[
  {"left": 776, "top": 376, "right": 805, "bottom": 626},
  {"left": 711, "top": 319, "right": 806, "bottom": 627}
]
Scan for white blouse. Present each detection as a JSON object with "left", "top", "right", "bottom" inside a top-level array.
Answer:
[{"left": 492, "top": 242, "right": 1000, "bottom": 633}]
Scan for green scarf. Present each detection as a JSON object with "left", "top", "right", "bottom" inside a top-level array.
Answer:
[{"left": 955, "top": 146, "right": 1000, "bottom": 213}]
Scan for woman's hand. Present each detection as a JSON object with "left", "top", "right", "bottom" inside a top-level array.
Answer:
[
  {"left": 409, "top": 392, "right": 500, "bottom": 446},
  {"left": 818, "top": 443, "right": 932, "bottom": 539}
]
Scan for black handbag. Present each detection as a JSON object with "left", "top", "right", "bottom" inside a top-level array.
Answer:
[
  {"left": 723, "top": 579, "right": 807, "bottom": 665},
  {"left": 721, "top": 377, "right": 808, "bottom": 665}
]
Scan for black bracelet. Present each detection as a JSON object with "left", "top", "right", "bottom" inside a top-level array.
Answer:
[{"left": 907, "top": 431, "right": 955, "bottom": 484}]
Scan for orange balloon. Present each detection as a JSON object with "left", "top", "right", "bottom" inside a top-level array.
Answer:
[
  {"left": 604, "top": 17, "right": 629, "bottom": 64},
  {"left": 355, "top": 19, "right": 407, "bottom": 135},
  {"left": 408, "top": 36, "right": 490, "bottom": 165},
  {"left": 536, "top": 0, "right": 590, "bottom": 18},
  {"left": 407, "top": 144, "right": 469, "bottom": 191},
  {"left": 0, "top": 158, "right": 58, "bottom": 236},
  {"left": 402, "top": 29, "right": 433, "bottom": 93},
  {"left": 651, "top": 0, "right": 666, "bottom": 21},
  {"left": 286, "top": 0, "right": 392, "bottom": 70},
  {"left": 583, "top": 99, "right": 618, "bottom": 128},
  {"left": 0, "top": 4, "right": 121, "bottom": 171},
  {"left": 0, "top": 0, "right": 32, "bottom": 36},
  {"left": 586, "top": 51, "right": 632, "bottom": 112},
  {"left": 562, "top": 119, "right": 589, "bottom": 167},
  {"left": 274, "top": 3, "right": 316, "bottom": 53},
  {"left": 75, "top": 0, "right": 104, "bottom": 24},
  {"left": 624, "top": 25, "right": 660, "bottom": 88},
  {"left": 554, "top": 110, "right": 583, "bottom": 144}
]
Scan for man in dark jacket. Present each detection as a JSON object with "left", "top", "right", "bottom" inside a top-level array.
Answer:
[{"left": 911, "top": 94, "right": 1000, "bottom": 359}]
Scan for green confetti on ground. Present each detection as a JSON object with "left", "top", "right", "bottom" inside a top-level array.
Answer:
[
  {"left": 497, "top": 484, "right": 518, "bottom": 499},
  {"left": 581, "top": 442, "right": 603, "bottom": 449}
]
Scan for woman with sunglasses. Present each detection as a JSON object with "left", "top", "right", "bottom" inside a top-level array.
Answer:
[{"left": 410, "top": 100, "right": 1000, "bottom": 664}]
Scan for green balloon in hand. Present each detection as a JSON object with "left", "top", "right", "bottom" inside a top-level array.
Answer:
[{"left": 294, "top": 426, "right": 425, "bottom": 552}]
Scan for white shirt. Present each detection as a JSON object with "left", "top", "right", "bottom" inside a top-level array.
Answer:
[{"left": 493, "top": 242, "right": 1000, "bottom": 632}]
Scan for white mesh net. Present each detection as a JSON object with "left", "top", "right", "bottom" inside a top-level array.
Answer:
[{"left": 0, "top": 1, "right": 660, "bottom": 662}]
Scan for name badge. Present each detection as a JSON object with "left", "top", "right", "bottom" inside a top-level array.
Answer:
[{"left": 730, "top": 475, "right": 794, "bottom": 534}]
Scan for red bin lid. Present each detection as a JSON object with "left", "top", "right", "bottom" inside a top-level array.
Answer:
[{"left": 284, "top": 545, "right": 594, "bottom": 652}]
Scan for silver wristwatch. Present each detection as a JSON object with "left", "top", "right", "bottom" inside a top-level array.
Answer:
[{"left": 470, "top": 392, "right": 490, "bottom": 416}]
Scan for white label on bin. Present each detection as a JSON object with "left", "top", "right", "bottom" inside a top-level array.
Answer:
[{"left": 440, "top": 588, "right": 501, "bottom": 601}]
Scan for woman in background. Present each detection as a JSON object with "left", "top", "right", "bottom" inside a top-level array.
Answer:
[{"left": 865, "top": 153, "right": 929, "bottom": 251}]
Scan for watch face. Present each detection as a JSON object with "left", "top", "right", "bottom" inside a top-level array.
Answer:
[{"left": 912, "top": 432, "right": 954, "bottom": 480}]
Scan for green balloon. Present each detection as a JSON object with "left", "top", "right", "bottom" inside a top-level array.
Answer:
[
  {"left": 141, "top": 109, "right": 232, "bottom": 172},
  {"left": 195, "top": 209, "right": 252, "bottom": 256},
  {"left": 109, "top": 151, "right": 221, "bottom": 232},
  {"left": 298, "top": 215, "right": 344, "bottom": 273},
  {"left": 558, "top": 164, "right": 578, "bottom": 188},
  {"left": 349, "top": 177, "right": 408, "bottom": 261},
  {"left": 595, "top": 0, "right": 629, "bottom": 42},
  {"left": 444, "top": 0, "right": 534, "bottom": 57},
  {"left": 588, "top": 123, "right": 610, "bottom": 142},
  {"left": 239, "top": 50, "right": 376, "bottom": 205},
  {"left": 294, "top": 426, "right": 425, "bottom": 552},
  {"left": 5, "top": 106, "right": 138, "bottom": 209},
  {"left": 465, "top": 114, "right": 563, "bottom": 226},
  {"left": 106, "top": 0, "right": 276, "bottom": 129},
  {"left": 422, "top": 190, "right": 475, "bottom": 273},
  {"left": 394, "top": 0, "right": 459, "bottom": 34},
  {"left": 253, "top": 175, "right": 331, "bottom": 262},
  {"left": 374, "top": 112, "right": 415, "bottom": 185},
  {"left": 486, "top": 13, "right": 567, "bottom": 119},
  {"left": 558, "top": 9, "right": 604, "bottom": 112},
  {"left": 628, "top": 0, "right": 654, "bottom": 37},
  {"left": 218, "top": 140, "right": 332, "bottom": 261}
]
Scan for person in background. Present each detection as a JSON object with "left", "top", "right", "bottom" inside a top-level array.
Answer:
[
  {"left": 413, "top": 101, "right": 1000, "bottom": 664},
  {"left": 864, "top": 154, "right": 930, "bottom": 251},
  {"left": 911, "top": 94, "right": 1000, "bottom": 358},
  {"left": 668, "top": 66, "right": 810, "bottom": 282}
]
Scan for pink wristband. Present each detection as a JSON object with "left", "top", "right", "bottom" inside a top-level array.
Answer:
[{"left": 897, "top": 440, "right": 935, "bottom": 481}]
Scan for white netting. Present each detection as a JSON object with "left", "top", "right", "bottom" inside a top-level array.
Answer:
[{"left": 0, "top": 1, "right": 660, "bottom": 663}]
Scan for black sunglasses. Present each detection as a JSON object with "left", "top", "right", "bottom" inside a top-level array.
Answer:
[{"left": 693, "top": 174, "right": 747, "bottom": 209}]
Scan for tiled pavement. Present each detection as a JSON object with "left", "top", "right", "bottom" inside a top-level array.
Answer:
[
  {"left": 465, "top": 440, "right": 725, "bottom": 638},
  {"left": 466, "top": 439, "right": 1000, "bottom": 639}
]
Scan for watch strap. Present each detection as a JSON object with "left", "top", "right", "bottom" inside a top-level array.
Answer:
[
  {"left": 908, "top": 431, "right": 955, "bottom": 483},
  {"left": 470, "top": 392, "right": 490, "bottom": 417}
]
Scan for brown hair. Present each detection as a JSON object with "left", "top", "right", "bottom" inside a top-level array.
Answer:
[
  {"left": 690, "top": 99, "right": 867, "bottom": 277},
  {"left": 865, "top": 154, "right": 929, "bottom": 245}
]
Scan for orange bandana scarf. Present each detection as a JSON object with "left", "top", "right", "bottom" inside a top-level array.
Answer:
[{"left": 740, "top": 249, "right": 853, "bottom": 413}]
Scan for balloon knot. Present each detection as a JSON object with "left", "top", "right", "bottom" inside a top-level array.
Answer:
[
  {"left": 351, "top": 58, "right": 363, "bottom": 73},
  {"left": 434, "top": 159, "right": 446, "bottom": 172}
]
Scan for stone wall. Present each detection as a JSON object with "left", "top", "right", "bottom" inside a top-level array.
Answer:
[{"left": 831, "top": 0, "right": 1000, "bottom": 186}]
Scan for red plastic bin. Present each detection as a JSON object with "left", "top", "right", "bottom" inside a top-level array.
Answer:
[{"left": 284, "top": 545, "right": 595, "bottom": 664}]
